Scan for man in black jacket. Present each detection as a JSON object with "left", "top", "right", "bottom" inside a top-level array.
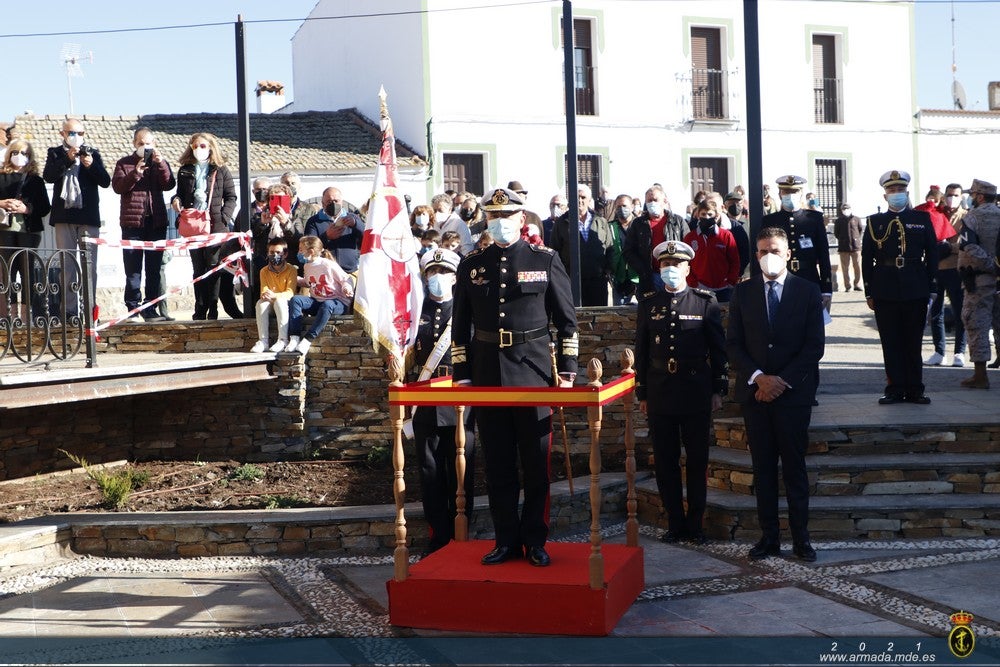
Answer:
[
  {"left": 623, "top": 185, "right": 687, "bottom": 300},
  {"left": 304, "top": 187, "right": 366, "bottom": 274},
  {"left": 43, "top": 118, "right": 111, "bottom": 316}
]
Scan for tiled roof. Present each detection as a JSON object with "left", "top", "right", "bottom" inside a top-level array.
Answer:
[{"left": 9, "top": 110, "right": 425, "bottom": 173}]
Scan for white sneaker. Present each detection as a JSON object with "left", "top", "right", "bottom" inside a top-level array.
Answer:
[
  {"left": 287, "top": 336, "right": 301, "bottom": 351},
  {"left": 269, "top": 339, "right": 287, "bottom": 353},
  {"left": 296, "top": 338, "right": 313, "bottom": 355},
  {"left": 250, "top": 339, "right": 268, "bottom": 353},
  {"left": 952, "top": 353, "right": 966, "bottom": 367},
  {"left": 924, "top": 352, "right": 945, "bottom": 366}
]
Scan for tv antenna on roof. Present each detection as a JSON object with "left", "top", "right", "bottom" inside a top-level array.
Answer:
[
  {"left": 950, "top": 1, "right": 966, "bottom": 110},
  {"left": 60, "top": 43, "right": 93, "bottom": 115}
]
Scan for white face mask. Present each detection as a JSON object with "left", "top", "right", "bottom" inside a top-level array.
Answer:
[
  {"left": 415, "top": 213, "right": 429, "bottom": 229},
  {"left": 434, "top": 211, "right": 451, "bottom": 224},
  {"left": 65, "top": 134, "right": 84, "bottom": 149},
  {"left": 10, "top": 153, "right": 28, "bottom": 169},
  {"left": 194, "top": 147, "right": 210, "bottom": 162},
  {"left": 759, "top": 252, "right": 787, "bottom": 278},
  {"left": 487, "top": 217, "right": 522, "bottom": 245},
  {"left": 841, "top": 208, "right": 852, "bottom": 217},
  {"left": 945, "top": 196, "right": 962, "bottom": 209},
  {"left": 135, "top": 143, "right": 153, "bottom": 158}
]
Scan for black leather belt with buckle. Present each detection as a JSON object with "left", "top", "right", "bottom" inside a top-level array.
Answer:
[
  {"left": 880, "top": 258, "right": 921, "bottom": 268},
  {"left": 475, "top": 327, "right": 550, "bottom": 348},
  {"left": 650, "top": 357, "right": 706, "bottom": 374}
]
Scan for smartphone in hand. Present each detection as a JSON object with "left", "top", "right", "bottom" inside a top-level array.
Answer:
[
  {"left": 269, "top": 194, "right": 291, "bottom": 215},
  {"left": 143, "top": 148, "right": 154, "bottom": 167}
]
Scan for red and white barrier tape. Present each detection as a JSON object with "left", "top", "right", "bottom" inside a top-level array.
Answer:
[{"left": 89, "top": 233, "right": 253, "bottom": 333}]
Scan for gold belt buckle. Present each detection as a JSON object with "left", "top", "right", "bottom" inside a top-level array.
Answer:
[
  {"left": 667, "top": 358, "right": 678, "bottom": 374},
  {"left": 789, "top": 259, "right": 800, "bottom": 272},
  {"left": 498, "top": 329, "right": 513, "bottom": 348},
  {"left": 895, "top": 256, "right": 905, "bottom": 269}
]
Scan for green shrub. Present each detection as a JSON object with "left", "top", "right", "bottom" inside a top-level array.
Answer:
[
  {"left": 59, "top": 450, "right": 148, "bottom": 510},
  {"left": 229, "top": 463, "right": 265, "bottom": 483}
]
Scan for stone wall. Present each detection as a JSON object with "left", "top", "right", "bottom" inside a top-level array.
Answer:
[{"left": 1, "top": 308, "right": 654, "bottom": 480}]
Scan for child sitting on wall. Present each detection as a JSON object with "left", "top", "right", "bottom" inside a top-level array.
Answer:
[{"left": 286, "top": 235, "right": 355, "bottom": 356}]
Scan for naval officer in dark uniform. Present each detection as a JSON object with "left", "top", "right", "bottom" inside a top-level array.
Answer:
[
  {"left": 862, "top": 170, "right": 938, "bottom": 404},
  {"left": 411, "top": 247, "right": 475, "bottom": 556},
  {"left": 755, "top": 175, "right": 833, "bottom": 312},
  {"left": 635, "top": 240, "right": 728, "bottom": 545},
  {"left": 452, "top": 187, "right": 579, "bottom": 567}
]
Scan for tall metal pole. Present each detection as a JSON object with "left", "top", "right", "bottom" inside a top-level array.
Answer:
[
  {"left": 743, "top": 0, "right": 764, "bottom": 235},
  {"left": 235, "top": 15, "right": 254, "bottom": 315},
  {"left": 562, "top": 0, "right": 581, "bottom": 306}
]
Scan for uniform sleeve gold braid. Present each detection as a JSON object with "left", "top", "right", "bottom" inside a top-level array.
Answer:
[
  {"left": 451, "top": 343, "right": 466, "bottom": 364},
  {"left": 560, "top": 333, "right": 579, "bottom": 357}
]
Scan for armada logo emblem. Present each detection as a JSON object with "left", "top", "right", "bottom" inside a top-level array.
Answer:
[
  {"left": 491, "top": 190, "right": 509, "bottom": 206},
  {"left": 948, "top": 611, "right": 975, "bottom": 659}
]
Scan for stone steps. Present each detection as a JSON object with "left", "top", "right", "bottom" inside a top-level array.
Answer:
[
  {"left": 637, "top": 412, "right": 1000, "bottom": 540},
  {"left": 714, "top": 417, "right": 1000, "bottom": 455},
  {"left": 637, "top": 478, "right": 1000, "bottom": 541},
  {"left": 707, "top": 447, "right": 1000, "bottom": 496}
]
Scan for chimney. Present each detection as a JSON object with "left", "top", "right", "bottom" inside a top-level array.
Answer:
[
  {"left": 990, "top": 82, "right": 1000, "bottom": 111},
  {"left": 256, "top": 80, "right": 286, "bottom": 114}
]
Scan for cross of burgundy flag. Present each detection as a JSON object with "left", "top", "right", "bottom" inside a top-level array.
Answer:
[{"left": 353, "top": 87, "right": 423, "bottom": 369}]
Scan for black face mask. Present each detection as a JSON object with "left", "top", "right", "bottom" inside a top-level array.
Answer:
[
  {"left": 459, "top": 208, "right": 476, "bottom": 221},
  {"left": 727, "top": 204, "right": 741, "bottom": 218},
  {"left": 325, "top": 202, "right": 342, "bottom": 218},
  {"left": 254, "top": 190, "right": 268, "bottom": 204},
  {"left": 698, "top": 218, "right": 717, "bottom": 235}
]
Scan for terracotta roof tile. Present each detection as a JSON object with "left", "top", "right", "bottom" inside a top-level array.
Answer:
[{"left": 9, "top": 110, "right": 425, "bottom": 173}]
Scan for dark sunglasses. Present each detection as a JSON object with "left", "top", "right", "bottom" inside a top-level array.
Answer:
[
  {"left": 8, "top": 150, "right": 28, "bottom": 157},
  {"left": 67, "top": 131, "right": 84, "bottom": 136}
]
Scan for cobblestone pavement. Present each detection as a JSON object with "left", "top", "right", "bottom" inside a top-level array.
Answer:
[{"left": 2, "top": 523, "right": 999, "bottom": 665}]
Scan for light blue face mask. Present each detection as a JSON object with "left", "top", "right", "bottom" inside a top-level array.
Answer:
[
  {"left": 487, "top": 218, "right": 521, "bottom": 245},
  {"left": 886, "top": 192, "right": 909, "bottom": 210},
  {"left": 780, "top": 194, "right": 796, "bottom": 211},
  {"left": 426, "top": 274, "right": 452, "bottom": 298},
  {"left": 660, "top": 266, "right": 685, "bottom": 290}
]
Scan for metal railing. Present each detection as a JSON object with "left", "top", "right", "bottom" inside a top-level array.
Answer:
[
  {"left": 814, "top": 77, "right": 842, "bottom": 124},
  {"left": 691, "top": 67, "right": 727, "bottom": 119},
  {"left": 574, "top": 64, "right": 596, "bottom": 116},
  {"left": 0, "top": 238, "right": 93, "bottom": 366}
]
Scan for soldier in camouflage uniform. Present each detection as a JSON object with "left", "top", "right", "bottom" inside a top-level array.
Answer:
[{"left": 957, "top": 179, "right": 1000, "bottom": 389}]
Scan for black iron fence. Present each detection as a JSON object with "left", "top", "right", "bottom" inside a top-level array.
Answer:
[
  {"left": 0, "top": 237, "right": 96, "bottom": 366},
  {"left": 691, "top": 68, "right": 729, "bottom": 120},
  {"left": 814, "top": 77, "right": 842, "bottom": 124}
]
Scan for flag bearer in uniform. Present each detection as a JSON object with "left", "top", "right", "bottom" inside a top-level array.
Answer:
[{"left": 411, "top": 248, "right": 476, "bottom": 556}]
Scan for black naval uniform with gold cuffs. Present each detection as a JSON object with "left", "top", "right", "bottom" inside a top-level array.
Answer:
[
  {"left": 635, "top": 287, "right": 728, "bottom": 537},
  {"left": 755, "top": 209, "right": 833, "bottom": 294},
  {"left": 452, "top": 239, "right": 578, "bottom": 553},
  {"left": 862, "top": 207, "right": 938, "bottom": 400},
  {"left": 411, "top": 297, "right": 475, "bottom": 554}
]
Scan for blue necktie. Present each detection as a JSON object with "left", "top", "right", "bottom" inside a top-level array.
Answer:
[{"left": 767, "top": 281, "right": 779, "bottom": 326}]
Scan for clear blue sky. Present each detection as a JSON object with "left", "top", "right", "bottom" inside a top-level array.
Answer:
[{"left": 0, "top": 1, "right": 995, "bottom": 119}]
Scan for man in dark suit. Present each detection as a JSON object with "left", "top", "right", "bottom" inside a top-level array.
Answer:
[{"left": 727, "top": 227, "right": 825, "bottom": 562}]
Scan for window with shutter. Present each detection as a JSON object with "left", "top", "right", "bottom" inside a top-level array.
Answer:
[
  {"left": 442, "top": 154, "right": 484, "bottom": 196},
  {"left": 691, "top": 27, "right": 724, "bottom": 119},
  {"left": 814, "top": 159, "right": 846, "bottom": 222},
  {"left": 813, "top": 35, "right": 842, "bottom": 124}
]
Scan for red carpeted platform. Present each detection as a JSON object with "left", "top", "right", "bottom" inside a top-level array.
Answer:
[{"left": 387, "top": 540, "right": 644, "bottom": 636}]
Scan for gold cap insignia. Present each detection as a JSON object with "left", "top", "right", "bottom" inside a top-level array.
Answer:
[
  {"left": 491, "top": 190, "right": 509, "bottom": 207},
  {"left": 890, "top": 170, "right": 900, "bottom": 180}
]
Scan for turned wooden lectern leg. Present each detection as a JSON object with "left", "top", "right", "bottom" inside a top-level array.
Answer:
[
  {"left": 388, "top": 359, "right": 409, "bottom": 582},
  {"left": 454, "top": 404, "right": 469, "bottom": 541},
  {"left": 586, "top": 359, "right": 605, "bottom": 590},
  {"left": 620, "top": 350, "right": 638, "bottom": 547}
]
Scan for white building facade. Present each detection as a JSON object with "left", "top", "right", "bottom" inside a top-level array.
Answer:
[{"left": 290, "top": 0, "right": 919, "bottom": 219}]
